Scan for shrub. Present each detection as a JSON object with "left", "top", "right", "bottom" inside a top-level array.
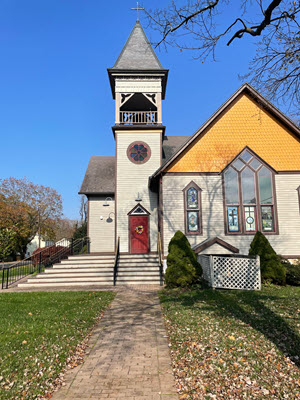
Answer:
[
  {"left": 285, "top": 261, "right": 300, "bottom": 286},
  {"left": 249, "top": 231, "right": 286, "bottom": 285},
  {"left": 165, "top": 230, "right": 202, "bottom": 287}
]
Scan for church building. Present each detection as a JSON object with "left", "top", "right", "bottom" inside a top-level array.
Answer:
[{"left": 79, "top": 20, "right": 300, "bottom": 261}]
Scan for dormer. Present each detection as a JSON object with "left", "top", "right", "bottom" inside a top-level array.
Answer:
[{"left": 107, "top": 21, "right": 168, "bottom": 127}]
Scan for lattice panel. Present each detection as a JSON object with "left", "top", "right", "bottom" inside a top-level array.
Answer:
[
  {"left": 198, "top": 255, "right": 211, "bottom": 284},
  {"left": 212, "top": 256, "right": 261, "bottom": 290}
]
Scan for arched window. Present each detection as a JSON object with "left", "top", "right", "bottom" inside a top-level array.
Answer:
[
  {"left": 223, "top": 149, "right": 277, "bottom": 234},
  {"left": 183, "top": 182, "right": 202, "bottom": 235}
]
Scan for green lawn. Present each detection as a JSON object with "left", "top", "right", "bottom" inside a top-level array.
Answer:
[
  {"left": 160, "top": 285, "right": 300, "bottom": 399},
  {"left": 0, "top": 291, "right": 115, "bottom": 399}
]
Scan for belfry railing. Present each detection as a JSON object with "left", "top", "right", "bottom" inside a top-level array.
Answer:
[{"left": 120, "top": 111, "right": 157, "bottom": 125}]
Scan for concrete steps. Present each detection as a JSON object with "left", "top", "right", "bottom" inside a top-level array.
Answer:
[
  {"left": 115, "top": 254, "right": 161, "bottom": 285},
  {"left": 18, "top": 253, "right": 162, "bottom": 288}
]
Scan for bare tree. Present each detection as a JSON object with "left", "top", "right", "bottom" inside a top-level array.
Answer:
[
  {"left": 79, "top": 195, "right": 87, "bottom": 223},
  {"left": 145, "top": 0, "right": 300, "bottom": 119}
]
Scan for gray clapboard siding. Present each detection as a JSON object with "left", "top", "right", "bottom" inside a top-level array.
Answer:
[
  {"left": 88, "top": 196, "right": 115, "bottom": 253},
  {"left": 116, "top": 131, "right": 161, "bottom": 253},
  {"left": 162, "top": 174, "right": 300, "bottom": 257}
]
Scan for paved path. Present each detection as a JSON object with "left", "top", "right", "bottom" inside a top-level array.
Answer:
[{"left": 52, "top": 286, "right": 178, "bottom": 400}]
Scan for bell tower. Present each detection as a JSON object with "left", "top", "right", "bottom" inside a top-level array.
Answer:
[
  {"left": 107, "top": 20, "right": 168, "bottom": 253},
  {"left": 107, "top": 21, "right": 168, "bottom": 129}
]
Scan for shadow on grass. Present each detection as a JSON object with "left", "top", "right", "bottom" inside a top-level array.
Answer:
[{"left": 160, "top": 287, "right": 300, "bottom": 368}]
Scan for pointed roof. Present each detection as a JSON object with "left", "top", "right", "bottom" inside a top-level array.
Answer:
[
  {"left": 112, "top": 21, "right": 164, "bottom": 70},
  {"left": 150, "top": 83, "right": 300, "bottom": 180}
]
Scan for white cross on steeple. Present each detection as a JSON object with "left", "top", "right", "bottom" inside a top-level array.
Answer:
[{"left": 131, "top": 2, "right": 145, "bottom": 22}]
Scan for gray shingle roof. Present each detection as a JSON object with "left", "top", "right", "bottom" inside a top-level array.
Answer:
[
  {"left": 112, "top": 22, "right": 164, "bottom": 70},
  {"left": 79, "top": 156, "right": 115, "bottom": 195},
  {"left": 162, "top": 136, "right": 190, "bottom": 165},
  {"left": 79, "top": 137, "right": 189, "bottom": 195}
]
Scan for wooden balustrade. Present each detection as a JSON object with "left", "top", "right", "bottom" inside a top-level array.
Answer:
[{"left": 120, "top": 111, "right": 158, "bottom": 125}]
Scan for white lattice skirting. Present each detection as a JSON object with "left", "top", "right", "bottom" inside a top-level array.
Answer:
[{"left": 198, "top": 254, "right": 261, "bottom": 290}]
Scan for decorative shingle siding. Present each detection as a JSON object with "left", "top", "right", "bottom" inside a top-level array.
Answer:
[
  {"left": 88, "top": 196, "right": 115, "bottom": 253},
  {"left": 166, "top": 94, "right": 300, "bottom": 173},
  {"left": 162, "top": 174, "right": 300, "bottom": 257},
  {"left": 116, "top": 130, "right": 161, "bottom": 253}
]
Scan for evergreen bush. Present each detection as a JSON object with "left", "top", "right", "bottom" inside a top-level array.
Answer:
[
  {"left": 165, "top": 230, "right": 202, "bottom": 287},
  {"left": 249, "top": 231, "right": 286, "bottom": 285},
  {"left": 285, "top": 260, "right": 300, "bottom": 286}
]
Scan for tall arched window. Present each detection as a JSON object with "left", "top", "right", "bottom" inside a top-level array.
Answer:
[
  {"left": 183, "top": 182, "right": 202, "bottom": 235},
  {"left": 223, "top": 149, "right": 277, "bottom": 234}
]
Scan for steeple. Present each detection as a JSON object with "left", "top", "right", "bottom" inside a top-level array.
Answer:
[
  {"left": 112, "top": 21, "right": 164, "bottom": 71},
  {"left": 107, "top": 21, "right": 168, "bottom": 128}
]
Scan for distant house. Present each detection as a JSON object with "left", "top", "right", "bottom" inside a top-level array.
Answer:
[
  {"left": 55, "top": 238, "right": 71, "bottom": 247},
  {"left": 25, "top": 235, "right": 54, "bottom": 257}
]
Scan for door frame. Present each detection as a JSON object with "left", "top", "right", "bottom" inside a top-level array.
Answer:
[{"left": 128, "top": 203, "right": 151, "bottom": 254}]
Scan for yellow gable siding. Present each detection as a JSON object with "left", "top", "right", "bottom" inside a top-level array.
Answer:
[{"left": 167, "top": 94, "right": 300, "bottom": 172}]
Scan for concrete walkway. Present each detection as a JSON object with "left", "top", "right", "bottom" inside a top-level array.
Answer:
[{"left": 52, "top": 286, "right": 178, "bottom": 400}]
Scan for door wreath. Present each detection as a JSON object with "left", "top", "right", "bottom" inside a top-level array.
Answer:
[{"left": 135, "top": 225, "right": 144, "bottom": 235}]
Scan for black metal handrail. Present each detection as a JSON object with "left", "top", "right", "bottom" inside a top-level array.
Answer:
[
  {"left": 113, "top": 237, "right": 120, "bottom": 286},
  {"left": 1, "top": 237, "right": 90, "bottom": 289},
  {"left": 157, "top": 232, "right": 164, "bottom": 286}
]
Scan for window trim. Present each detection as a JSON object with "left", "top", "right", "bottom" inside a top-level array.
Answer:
[
  {"left": 223, "top": 148, "right": 279, "bottom": 236},
  {"left": 183, "top": 181, "right": 203, "bottom": 236},
  {"left": 298, "top": 186, "right": 300, "bottom": 214}
]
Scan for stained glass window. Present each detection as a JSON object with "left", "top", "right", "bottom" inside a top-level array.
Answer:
[
  {"left": 184, "top": 182, "right": 202, "bottom": 235},
  {"left": 233, "top": 159, "right": 245, "bottom": 171},
  {"left": 224, "top": 149, "right": 276, "bottom": 234},
  {"left": 261, "top": 206, "right": 274, "bottom": 231},
  {"left": 187, "top": 211, "right": 199, "bottom": 232},
  {"left": 127, "top": 142, "right": 150, "bottom": 163},
  {"left": 240, "top": 150, "right": 252, "bottom": 162},
  {"left": 187, "top": 187, "right": 198, "bottom": 209},
  {"left": 227, "top": 207, "right": 239, "bottom": 232},
  {"left": 244, "top": 206, "right": 256, "bottom": 232},
  {"left": 242, "top": 167, "right": 255, "bottom": 204},
  {"left": 250, "top": 159, "right": 261, "bottom": 170},
  {"left": 225, "top": 168, "right": 239, "bottom": 204},
  {"left": 258, "top": 167, "right": 273, "bottom": 204}
]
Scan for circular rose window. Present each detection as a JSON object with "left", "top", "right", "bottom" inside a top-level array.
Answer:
[{"left": 127, "top": 142, "right": 151, "bottom": 164}]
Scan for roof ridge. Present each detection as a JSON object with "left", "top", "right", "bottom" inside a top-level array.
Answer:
[{"left": 150, "top": 83, "right": 300, "bottom": 179}]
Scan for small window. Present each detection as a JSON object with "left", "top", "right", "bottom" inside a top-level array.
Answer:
[
  {"left": 127, "top": 141, "right": 151, "bottom": 164},
  {"left": 297, "top": 186, "right": 300, "bottom": 214},
  {"left": 224, "top": 148, "right": 277, "bottom": 234},
  {"left": 183, "top": 182, "right": 202, "bottom": 235}
]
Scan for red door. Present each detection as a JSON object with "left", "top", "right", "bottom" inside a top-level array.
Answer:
[{"left": 130, "top": 216, "right": 149, "bottom": 254}]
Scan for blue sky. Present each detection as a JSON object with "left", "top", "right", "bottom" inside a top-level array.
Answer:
[{"left": 0, "top": 1, "right": 280, "bottom": 219}]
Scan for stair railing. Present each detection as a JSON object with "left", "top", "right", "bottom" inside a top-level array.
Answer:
[
  {"left": 157, "top": 232, "right": 164, "bottom": 286},
  {"left": 1, "top": 237, "right": 90, "bottom": 289},
  {"left": 113, "top": 237, "right": 120, "bottom": 286}
]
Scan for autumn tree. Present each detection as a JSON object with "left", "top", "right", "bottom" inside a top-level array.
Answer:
[
  {"left": 145, "top": 0, "right": 300, "bottom": 118},
  {"left": 0, "top": 229, "right": 17, "bottom": 261},
  {"left": 0, "top": 177, "right": 63, "bottom": 257},
  {"left": 53, "top": 218, "right": 77, "bottom": 241}
]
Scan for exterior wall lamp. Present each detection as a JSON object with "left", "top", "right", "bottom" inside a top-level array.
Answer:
[
  {"left": 103, "top": 196, "right": 113, "bottom": 206},
  {"left": 107, "top": 212, "right": 115, "bottom": 223},
  {"left": 135, "top": 192, "right": 142, "bottom": 202}
]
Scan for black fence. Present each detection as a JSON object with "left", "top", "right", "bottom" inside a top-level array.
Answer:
[{"left": 1, "top": 237, "right": 90, "bottom": 289}]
